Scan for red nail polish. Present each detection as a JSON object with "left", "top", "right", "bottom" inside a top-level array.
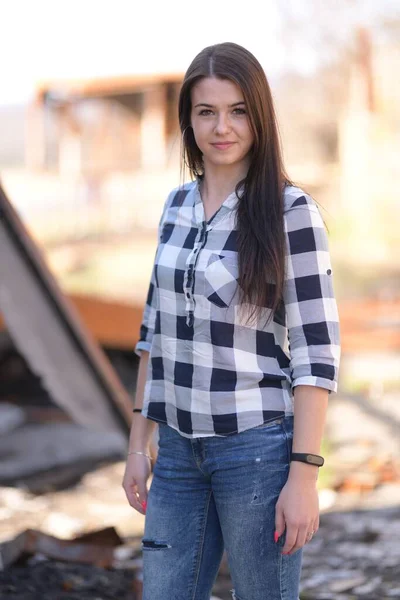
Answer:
[
  {"left": 141, "top": 500, "right": 147, "bottom": 511},
  {"left": 282, "top": 552, "right": 290, "bottom": 556},
  {"left": 274, "top": 531, "right": 279, "bottom": 543}
]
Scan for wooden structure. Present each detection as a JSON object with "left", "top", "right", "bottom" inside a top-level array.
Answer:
[
  {"left": 25, "top": 73, "right": 183, "bottom": 173},
  {"left": 0, "top": 182, "right": 134, "bottom": 435}
]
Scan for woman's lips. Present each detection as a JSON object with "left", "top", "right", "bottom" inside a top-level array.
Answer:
[{"left": 211, "top": 142, "right": 235, "bottom": 150}]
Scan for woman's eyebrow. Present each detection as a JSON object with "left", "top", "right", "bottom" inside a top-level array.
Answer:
[{"left": 194, "top": 101, "right": 246, "bottom": 108}]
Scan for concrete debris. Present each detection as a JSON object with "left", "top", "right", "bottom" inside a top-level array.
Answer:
[
  {"left": 0, "top": 403, "right": 25, "bottom": 435},
  {"left": 0, "top": 422, "right": 126, "bottom": 489}
]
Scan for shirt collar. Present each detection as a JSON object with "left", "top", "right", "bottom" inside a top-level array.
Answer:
[{"left": 193, "top": 178, "right": 242, "bottom": 226}]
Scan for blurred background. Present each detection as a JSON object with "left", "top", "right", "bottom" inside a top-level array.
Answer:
[{"left": 0, "top": 1, "right": 399, "bottom": 598}]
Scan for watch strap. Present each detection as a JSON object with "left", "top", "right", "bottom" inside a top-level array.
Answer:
[{"left": 290, "top": 452, "right": 324, "bottom": 467}]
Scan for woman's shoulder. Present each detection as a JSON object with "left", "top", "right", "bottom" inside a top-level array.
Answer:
[
  {"left": 158, "top": 180, "right": 197, "bottom": 224},
  {"left": 165, "top": 180, "right": 197, "bottom": 206},
  {"left": 282, "top": 183, "right": 317, "bottom": 213}
]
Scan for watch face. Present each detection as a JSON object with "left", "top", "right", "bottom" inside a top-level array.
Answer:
[{"left": 307, "top": 454, "right": 323, "bottom": 466}]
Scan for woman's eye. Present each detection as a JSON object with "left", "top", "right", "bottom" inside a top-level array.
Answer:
[
  {"left": 199, "top": 109, "right": 213, "bottom": 116},
  {"left": 233, "top": 108, "right": 246, "bottom": 115}
]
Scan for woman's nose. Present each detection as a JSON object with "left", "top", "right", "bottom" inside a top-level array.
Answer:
[{"left": 214, "top": 113, "right": 231, "bottom": 134}]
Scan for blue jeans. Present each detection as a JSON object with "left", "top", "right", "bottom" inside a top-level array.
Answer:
[{"left": 142, "top": 416, "right": 302, "bottom": 600}]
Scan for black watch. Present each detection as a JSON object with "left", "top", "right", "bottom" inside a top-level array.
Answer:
[{"left": 290, "top": 453, "right": 324, "bottom": 467}]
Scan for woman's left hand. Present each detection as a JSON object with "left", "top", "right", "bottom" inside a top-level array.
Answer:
[{"left": 275, "top": 465, "right": 320, "bottom": 555}]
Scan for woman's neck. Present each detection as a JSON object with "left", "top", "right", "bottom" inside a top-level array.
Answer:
[{"left": 200, "top": 162, "right": 248, "bottom": 205}]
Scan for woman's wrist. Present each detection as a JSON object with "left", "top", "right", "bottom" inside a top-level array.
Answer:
[
  {"left": 288, "top": 461, "right": 319, "bottom": 482},
  {"left": 128, "top": 408, "right": 156, "bottom": 453},
  {"left": 127, "top": 450, "right": 152, "bottom": 461},
  {"left": 128, "top": 444, "right": 151, "bottom": 453}
]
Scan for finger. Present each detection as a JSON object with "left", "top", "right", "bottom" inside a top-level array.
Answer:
[
  {"left": 281, "top": 524, "right": 298, "bottom": 554},
  {"left": 308, "top": 520, "right": 318, "bottom": 542},
  {"left": 314, "top": 517, "right": 319, "bottom": 533},
  {"left": 123, "top": 481, "right": 145, "bottom": 515},
  {"left": 293, "top": 525, "right": 309, "bottom": 553},
  {"left": 274, "top": 504, "right": 286, "bottom": 541},
  {"left": 303, "top": 523, "right": 317, "bottom": 547},
  {"left": 136, "top": 478, "right": 149, "bottom": 508},
  {"left": 285, "top": 523, "right": 312, "bottom": 555},
  {"left": 124, "top": 482, "right": 142, "bottom": 510}
]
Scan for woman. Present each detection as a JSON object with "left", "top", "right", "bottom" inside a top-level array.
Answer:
[{"left": 123, "top": 42, "right": 340, "bottom": 600}]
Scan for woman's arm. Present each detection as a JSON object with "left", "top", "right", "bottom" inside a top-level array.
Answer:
[
  {"left": 290, "top": 384, "right": 328, "bottom": 474},
  {"left": 122, "top": 350, "right": 157, "bottom": 515},
  {"left": 128, "top": 350, "right": 157, "bottom": 453},
  {"left": 275, "top": 385, "right": 328, "bottom": 555},
  {"left": 275, "top": 193, "right": 340, "bottom": 554},
  {"left": 123, "top": 189, "right": 176, "bottom": 513}
]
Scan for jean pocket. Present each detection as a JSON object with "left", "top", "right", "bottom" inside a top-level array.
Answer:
[
  {"left": 204, "top": 254, "right": 239, "bottom": 308},
  {"left": 252, "top": 417, "right": 284, "bottom": 430}
]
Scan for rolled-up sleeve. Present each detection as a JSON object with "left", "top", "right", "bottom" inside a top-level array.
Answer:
[
  {"left": 134, "top": 260, "right": 158, "bottom": 357},
  {"left": 283, "top": 196, "right": 340, "bottom": 393},
  {"left": 134, "top": 193, "right": 172, "bottom": 357}
]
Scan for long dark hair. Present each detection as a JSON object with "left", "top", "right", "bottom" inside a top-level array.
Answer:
[{"left": 179, "top": 42, "right": 295, "bottom": 325}]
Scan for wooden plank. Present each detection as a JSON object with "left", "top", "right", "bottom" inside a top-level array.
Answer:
[{"left": 69, "top": 295, "right": 142, "bottom": 350}]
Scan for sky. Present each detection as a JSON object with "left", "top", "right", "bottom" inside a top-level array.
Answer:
[
  {"left": 0, "top": 0, "right": 285, "bottom": 105},
  {"left": 1, "top": 0, "right": 399, "bottom": 106}
]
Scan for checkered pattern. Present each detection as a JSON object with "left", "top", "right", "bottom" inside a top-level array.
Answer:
[{"left": 135, "top": 181, "right": 340, "bottom": 438}]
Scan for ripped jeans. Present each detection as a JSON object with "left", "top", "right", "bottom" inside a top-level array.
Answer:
[{"left": 142, "top": 416, "right": 302, "bottom": 600}]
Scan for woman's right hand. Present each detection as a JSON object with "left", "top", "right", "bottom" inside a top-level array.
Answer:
[{"left": 122, "top": 453, "right": 153, "bottom": 515}]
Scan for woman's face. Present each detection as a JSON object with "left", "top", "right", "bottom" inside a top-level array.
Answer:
[{"left": 190, "top": 77, "right": 254, "bottom": 172}]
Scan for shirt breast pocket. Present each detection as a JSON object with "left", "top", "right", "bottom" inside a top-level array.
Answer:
[{"left": 204, "top": 254, "right": 240, "bottom": 308}]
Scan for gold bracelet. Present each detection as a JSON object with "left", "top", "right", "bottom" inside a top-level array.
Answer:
[{"left": 127, "top": 450, "right": 152, "bottom": 461}]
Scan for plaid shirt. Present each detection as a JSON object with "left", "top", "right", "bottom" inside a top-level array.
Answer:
[{"left": 135, "top": 180, "right": 340, "bottom": 438}]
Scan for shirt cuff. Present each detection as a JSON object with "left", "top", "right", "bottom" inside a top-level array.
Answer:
[
  {"left": 134, "top": 340, "right": 152, "bottom": 358},
  {"left": 291, "top": 376, "right": 338, "bottom": 394}
]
